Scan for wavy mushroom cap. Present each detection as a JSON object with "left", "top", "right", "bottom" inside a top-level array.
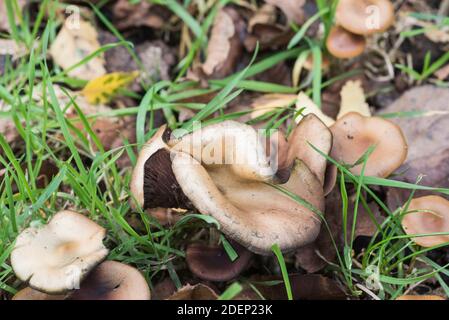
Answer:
[
  {"left": 396, "top": 295, "right": 445, "bottom": 300},
  {"left": 186, "top": 240, "right": 253, "bottom": 282},
  {"left": 326, "top": 26, "right": 366, "bottom": 59},
  {"left": 330, "top": 112, "right": 407, "bottom": 178},
  {"left": 336, "top": 0, "right": 395, "bottom": 35},
  {"left": 134, "top": 119, "right": 329, "bottom": 254},
  {"left": 69, "top": 261, "right": 151, "bottom": 300},
  {"left": 11, "top": 210, "right": 108, "bottom": 294},
  {"left": 402, "top": 196, "right": 449, "bottom": 247}
]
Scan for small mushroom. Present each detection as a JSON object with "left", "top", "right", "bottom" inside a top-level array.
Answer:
[
  {"left": 336, "top": 0, "right": 395, "bottom": 36},
  {"left": 186, "top": 240, "right": 253, "bottom": 282},
  {"left": 131, "top": 118, "right": 330, "bottom": 254},
  {"left": 330, "top": 112, "right": 407, "bottom": 177},
  {"left": 11, "top": 210, "right": 108, "bottom": 294},
  {"left": 396, "top": 295, "right": 445, "bottom": 300},
  {"left": 401, "top": 196, "right": 449, "bottom": 247},
  {"left": 69, "top": 261, "right": 151, "bottom": 300},
  {"left": 326, "top": 25, "right": 366, "bottom": 59}
]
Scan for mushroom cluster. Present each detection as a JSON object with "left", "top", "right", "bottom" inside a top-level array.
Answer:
[
  {"left": 131, "top": 115, "right": 332, "bottom": 255},
  {"left": 11, "top": 210, "right": 150, "bottom": 300},
  {"left": 326, "top": 0, "right": 395, "bottom": 59}
]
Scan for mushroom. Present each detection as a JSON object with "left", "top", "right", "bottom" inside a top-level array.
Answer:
[
  {"left": 130, "top": 117, "right": 331, "bottom": 254},
  {"left": 166, "top": 283, "right": 219, "bottom": 300},
  {"left": 186, "top": 240, "right": 253, "bottom": 282},
  {"left": 69, "top": 261, "right": 151, "bottom": 300},
  {"left": 330, "top": 112, "right": 407, "bottom": 177},
  {"left": 336, "top": 0, "right": 395, "bottom": 36},
  {"left": 401, "top": 196, "right": 449, "bottom": 247},
  {"left": 396, "top": 295, "right": 445, "bottom": 300},
  {"left": 11, "top": 210, "right": 108, "bottom": 294},
  {"left": 326, "top": 25, "right": 366, "bottom": 59},
  {"left": 12, "top": 287, "right": 66, "bottom": 300}
]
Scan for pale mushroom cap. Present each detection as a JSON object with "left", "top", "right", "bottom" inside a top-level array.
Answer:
[
  {"left": 286, "top": 114, "right": 333, "bottom": 186},
  {"left": 402, "top": 196, "right": 449, "bottom": 247},
  {"left": 326, "top": 26, "right": 366, "bottom": 59},
  {"left": 336, "top": 0, "right": 395, "bottom": 36},
  {"left": 172, "top": 152, "right": 324, "bottom": 255},
  {"left": 130, "top": 125, "right": 169, "bottom": 208},
  {"left": 170, "top": 121, "right": 275, "bottom": 182},
  {"left": 69, "top": 261, "right": 151, "bottom": 300},
  {"left": 11, "top": 210, "right": 108, "bottom": 294},
  {"left": 330, "top": 112, "right": 408, "bottom": 178},
  {"left": 396, "top": 295, "right": 445, "bottom": 301}
]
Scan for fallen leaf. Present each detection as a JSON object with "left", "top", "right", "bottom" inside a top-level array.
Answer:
[
  {"left": 81, "top": 71, "right": 139, "bottom": 105},
  {"left": 435, "top": 63, "right": 449, "bottom": 81},
  {"left": 337, "top": 80, "right": 371, "bottom": 119},
  {"left": 250, "top": 93, "right": 297, "bottom": 119},
  {"left": 50, "top": 18, "right": 106, "bottom": 80},
  {"left": 266, "top": 0, "right": 306, "bottom": 25},
  {"left": 0, "top": 0, "right": 26, "bottom": 32},
  {"left": 0, "top": 39, "right": 27, "bottom": 60},
  {"left": 249, "top": 274, "right": 346, "bottom": 300},
  {"left": 198, "top": 8, "right": 243, "bottom": 79},
  {"left": 112, "top": 0, "right": 171, "bottom": 30},
  {"left": 379, "top": 86, "right": 449, "bottom": 189},
  {"left": 248, "top": 4, "right": 277, "bottom": 32},
  {"left": 295, "top": 92, "right": 335, "bottom": 127},
  {"left": 166, "top": 284, "right": 219, "bottom": 300}
]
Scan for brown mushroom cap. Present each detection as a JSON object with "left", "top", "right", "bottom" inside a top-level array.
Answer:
[
  {"left": 401, "top": 196, "right": 449, "bottom": 247},
  {"left": 396, "top": 295, "right": 445, "bottom": 300},
  {"left": 186, "top": 240, "right": 253, "bottom": 282},
  {"left": 336, "top": 0, "right": 395, "bottom": 36},
  {"left": 326, "top": 26, "right": 366, "bottom": 59},
  {"left": 166, "top": 283, "right": 218, "bottom": 300},
  {"left": 12, "top": 287, "right": 66, "bottom": 300},
  {"left": 69, "top": 261, "right": 151, "bottom": 300},
  {"left": 11, "top": 210, "right": 108, "bottom": 294},
  {"left": 330, "top": 112, "right": 407, "bottom": 178}
]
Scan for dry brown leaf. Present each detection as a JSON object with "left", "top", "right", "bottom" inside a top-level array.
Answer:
[
  {"left": 50, "top": 18, "right": 106, "bottom": 81},
  {"left": 295, "top": 92, "right": 335, "bottom": 127},
  {"left": 435, "top": 63, "right": 449, "bottom": 81},
  {"left": 248, "top": 4, "right": 277, "bottom": 32},
  {"left": 200, "top": 8, "right": 242, "bottom": 78},
  {"left": 337, "top": 80, "right": 371, "bottom": 119},
  {"left": 380, "top": 86, "right": 449, "bottom": 189},
  {"left": 250, "top": 93, "right": 296, "bottom": 119},
  {"left": 166, "top": 284, "right": 218, "bottom": 300},
  {"left": 266, "top": 0, "right": 306, "bottom": 25},
  {"left": 112, "top": 0, "right": 171, "bottom": 30}
]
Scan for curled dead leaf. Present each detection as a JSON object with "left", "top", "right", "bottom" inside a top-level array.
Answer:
[
  {"left": 112, "top": 0, "right": 171, "bottom": 30},
  {"left": 50, "top": 18, "right": 106, "bottom": 80},
  {"left": 266, "top": 0, "right": 306, "bottom": 25}
]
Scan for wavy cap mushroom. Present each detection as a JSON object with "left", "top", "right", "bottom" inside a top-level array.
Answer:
[
  {"left": 69, "top": 261, "right": 151, "bottom": 300},
  {"left": 326, "top": 25, "right": 366, "bottom": 59},
  {"left": 130, "top": 118, "right": 330, "bottom": 254},
  {"left": 186, "top": 240, "right": 253, "bottom": 282},
  {"left": 336, "top": 0, "right": 395, "bottom": 36},
  {"left": 401, "top": 196, "right": 449, "bottom": 247},
  {"left": 330, "top": 112, "right": 407, "bottom": 178},
  {"left": 11, "top": 210, "right": 108, "bottom": 294}
]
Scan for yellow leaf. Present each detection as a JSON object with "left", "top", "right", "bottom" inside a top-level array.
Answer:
[{"left": 82, "top": 71, "right": 139, "bottom": 104}]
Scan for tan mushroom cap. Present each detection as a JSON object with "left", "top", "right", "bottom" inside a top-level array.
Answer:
[
  {"left": 336, "top": 0, "right": 395, "bottom": 36},
  {"left": 330, "top": 112, "right": 407, "bottom": 178},
  {"left": 396, "top": 295, "right": 445, "bottom": 300},
  {"left": 326, "top": 26, "right": 366, "bottom": 59},
  {"left": 172, "top": 153, "right": 323, "bottom": 254},
  {"left": 402, "top": 196, "right": 449, "bottom": 247},
  {"left": 69, "top": 261, "right": 151, "bottom": 300},
  {"left": 166, "top": 283, "right": 218, "bottom": 300},
  {"left": 12, "top": 287, "right": 66, "bottom": 300},
  {"left": 11, "top": 210, "right": 108, "bottom": 294}
]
